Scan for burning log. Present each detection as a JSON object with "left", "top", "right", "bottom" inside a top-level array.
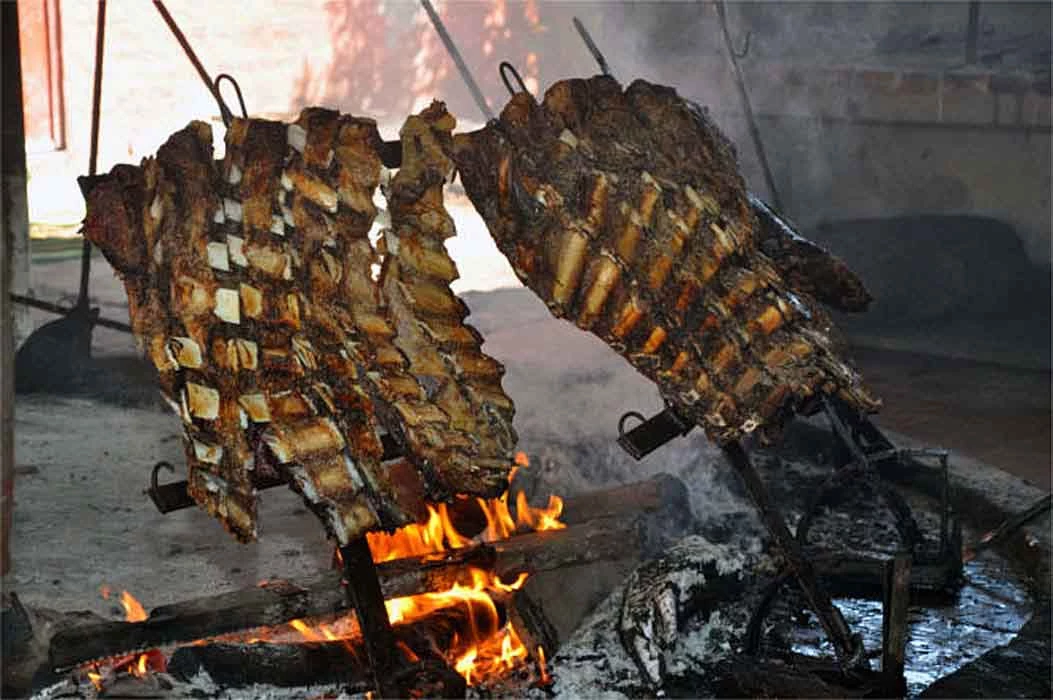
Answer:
[{"left": 48, "top": 477, "right": 689, "bottom": 671}]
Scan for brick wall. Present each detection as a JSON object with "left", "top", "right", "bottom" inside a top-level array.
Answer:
[{"left": 24, "top": 1, "right": 1053, "bottom": 268}]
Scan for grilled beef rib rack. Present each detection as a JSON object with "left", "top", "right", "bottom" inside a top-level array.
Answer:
[
  {"left": 82, "top": 107, "right": 517, "bottom": 546},
  {"left": 453, "top": 75, "right": 878, "bottom": 447},
  {"left": 81, "top": 75, "right": 887, "bottom": 687}
]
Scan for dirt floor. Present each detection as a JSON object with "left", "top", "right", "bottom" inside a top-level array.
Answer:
[
  {"left": 853, "top": 346, "right": 1051, "bottom": 491},
  {"left": 7, "top": 278, "right": 1050, "bottom": 626}
]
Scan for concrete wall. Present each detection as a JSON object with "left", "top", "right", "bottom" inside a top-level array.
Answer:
[{"left": 24, "top": 1, "right": 1053, "bottom": 267}]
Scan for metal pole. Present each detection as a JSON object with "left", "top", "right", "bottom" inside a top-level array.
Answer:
[
  {"left": 419, "top": 0, "right": 495, "bottom": 122},
  {"left": 965, "top": 2, "right": 981, "bottom": 65},
  {"left": 77, "top": 0, "right": 107, "bottom": 310},
  {"left": 572, "top": 17, "right": 613, "bottom": 78},
  {"left": 152, "top": 0, "right": 233, "bottom": 126},
  {"left": 713, "top": 0, "right": 783, "bottom": 212}
]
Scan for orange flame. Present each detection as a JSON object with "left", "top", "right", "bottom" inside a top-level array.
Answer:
[
  {"left": 320, "top": 451, "right": 562, "bottom": 686},
  {"left": 537, "top": 645, "right": 552, "bottom": 686},
  {"left": 120, "top": 591, "right": 148, "bottom": 622},
  {"left": 82, "top": 451, "right": 561, "bottom": 689}
]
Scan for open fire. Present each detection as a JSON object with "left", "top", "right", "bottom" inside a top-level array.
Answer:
[{"left": 80, "top": 452, "right": 563, "bottom": 690}]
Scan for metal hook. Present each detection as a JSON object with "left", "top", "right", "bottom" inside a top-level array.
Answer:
[
  {"left": 149, "top": 460, "right": 175, "bottom": 495},
  {"left": 617, "top": 411, "right": 647, "bottom": 438},
  {"left": 499, "top": 61, "right": 530, "bottom": 97},
  {"left": 213, "top": 73, "right": 247, "bottom": 126}
]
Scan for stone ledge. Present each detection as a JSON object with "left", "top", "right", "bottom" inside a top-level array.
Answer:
[{"left": 695, "top": 62, "right": 1053, "bottom": 129}]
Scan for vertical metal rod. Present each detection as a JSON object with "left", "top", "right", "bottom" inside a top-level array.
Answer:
[
  {"left": 965, "top": 2, "right": 981, "bottom": 65},
  {"left": 339, "top": 538, "right": 401, "bottom": 697},
  {"left": 77, "top": 0, "right": 107, "bottom": 310},
  {"left": 419, "top": 0, "right": 495, "bottom": 122},
  {"left": 881, "top": 553, "right": 912, "bottom": 696},
  {"left": 713, "top": 0, "right": 783, "bottom": 212},
  {"left": 721, "top": 441, "right": 860, "bottom": 667},
  {"left": 939, "top": 452, "right": 950, "bottom": 553}
]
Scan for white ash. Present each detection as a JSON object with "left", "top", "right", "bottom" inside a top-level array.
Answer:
[
  {"left": 30, "top": 671, "right": 365, "bottom": 700},
  {"left": 542, "top": 535, "right": 775, "bottom": 698}
]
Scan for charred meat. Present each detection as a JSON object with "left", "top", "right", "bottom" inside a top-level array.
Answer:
[
  {"left": 82, "top": 108, "right": 517, "bottom": 543},
  {"left": 453, "top": 76, "right": 879, "bottom": 445}
]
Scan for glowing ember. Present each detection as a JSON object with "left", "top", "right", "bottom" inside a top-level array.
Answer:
[{"left": 80, "top": 589, "right": 167, "bottom": 689}]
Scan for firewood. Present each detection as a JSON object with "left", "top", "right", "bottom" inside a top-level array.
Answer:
[{"left": 49, "top": 477, "right": 690, "bottom": 671}]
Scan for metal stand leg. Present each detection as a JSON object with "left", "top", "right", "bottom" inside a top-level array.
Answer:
[
  {"left": 339, "top": 538, "right": 402, "bottom": 697},
  {"left": 339, "top": 538, "right": 466, "bottom": 698},
  {"left": 722, "top": 441, "right": 864, "bottom": 669}
]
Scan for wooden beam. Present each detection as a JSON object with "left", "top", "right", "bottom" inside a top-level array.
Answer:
[{"left": 1, "top": 0, "right": 31, "bottom": 579}]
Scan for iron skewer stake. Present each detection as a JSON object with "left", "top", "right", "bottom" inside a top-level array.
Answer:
[
  {"left": 721, "top": 441, "right": 863, "bottom": 668},
  {"left": 76, "top": 0, "right": 108, "bottom": 313},
  {"left": 572, "top": 18, "right": 613, "bottom": 78},
  {"left": 419, "top": 0, "right": 495, "bottom": 123},
  {"left": 338, "top": 539, "right": 402, "bottom": 698},
  {"left": 713, "top": 0, "right": 783, "bottom": 212},
  {"left": 880, "top": 552, "right": 912, "bottom": 696}
]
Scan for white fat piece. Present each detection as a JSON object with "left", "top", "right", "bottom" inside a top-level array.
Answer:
[
  {"left": 168, "top": 336, "right": 203, "bottom": 369},
  {"left": 261, "top": 430, "right": 294, "bottom": 463},
  {"left": 223, "top": 198, "right": 243, "bottom": 223},
  {"left": 207, "top": 241, "right": 230, "bottom": 271},
  {"left": 270, "top": 215, "right": 285, "bottom": 236},
  {"left": 227, "top": 235, "right": 248, "bottom": 267},
  {"left": 185, "top": 382, "right": 220, "bottom": 420},
  {"left": 287, "top": 124, "right": 307, "bottom": 153},
  {"left": 235, "top": 339, "right": 258, "bottom": 371},
  {"left": 226, "top": 162, "right": 243, "bottom": 185},
  {"left": 238, "top": 393, "right": 271, "bottom": 422},
  {"left": 192, "top": 439, "right": 224, "bottom": 465},
  {"left": 214, "top": 288, "right": 241, "bottom": 324},
  {"left": 559, "top": 128, "right": 579, "bottom": 148}
]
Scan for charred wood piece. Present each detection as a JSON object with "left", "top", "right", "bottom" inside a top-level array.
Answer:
[
  {"left": 963, "top": 493, "right": 1052, "bottom": 562},
  {"left": 49, "top": 478, "right": 689, "bottom": 670},
  {"left": 167, "top": 608, "right": 468, "bottom": 695}
]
